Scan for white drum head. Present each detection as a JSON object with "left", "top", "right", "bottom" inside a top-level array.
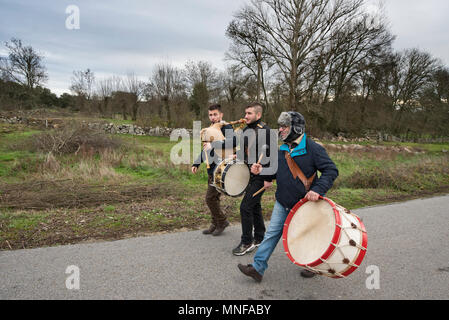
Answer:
[
  {"left": 287, "top": 200, "right": 335, "bottom": 265},
  {"left": 223, "top": 163, "right": 250, "bottom": 196}
]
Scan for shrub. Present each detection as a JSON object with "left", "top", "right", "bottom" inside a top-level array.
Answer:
[{"left": 29, "top": 122, "right": 122, "bottom": 155}]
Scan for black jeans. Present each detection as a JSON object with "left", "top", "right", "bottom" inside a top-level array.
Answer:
[{"left": 239, "top": 176, "right": 266, "bottom": 245}]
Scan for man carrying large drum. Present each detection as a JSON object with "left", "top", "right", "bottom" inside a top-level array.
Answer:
[{"left": 237, "top": 111, "right": 340, "bottom": 282}]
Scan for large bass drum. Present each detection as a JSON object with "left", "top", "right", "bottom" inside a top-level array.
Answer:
[
  {"left": 282, "top": 197, "right": 367, "bottom": 278},
  {"left": 212, "top": 158, "right": 250, "bottom": 197}
]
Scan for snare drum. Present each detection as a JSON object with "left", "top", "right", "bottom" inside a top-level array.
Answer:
[
  {"left": 213, "top": 158, "right": 250, "bottom": 197},
  {"left": 282, "top": 197, "right": 367, "bottom": 278}
]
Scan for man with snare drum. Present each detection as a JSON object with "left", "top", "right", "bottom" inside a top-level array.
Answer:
[
  {"left": 232, "top": 102, "right": 273, "bottom": 256},
  {"left": 191, "top": 104, "right": 236, "bottom": 236},
  {"left": 237, "top": 111, "right": 338, "bottom": 281}
]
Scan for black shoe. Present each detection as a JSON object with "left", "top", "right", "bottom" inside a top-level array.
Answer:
[
  {"left": 232, "top": 242, "right": 256, "bottom": 256},
  {"left": 212, "top": 221, "right": 229, "bottom": 236},
  {"left": 238, "top": 264, "right": 263, "bottom": 283},
  {"left": 300, "top": 269, "right": 316, "bottom": 278},
  {"left": 202, "top": 224, "right": 216, "bottom": 235}
]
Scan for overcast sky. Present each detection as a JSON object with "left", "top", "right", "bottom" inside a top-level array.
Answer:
[{"left": 1, "top": 0, "right": 448, "bottom": 96}]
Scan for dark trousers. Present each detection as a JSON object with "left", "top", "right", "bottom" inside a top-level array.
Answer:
[
  {"left": 239, "top": 176, "right": 266, "bottom": 245},
  {"left": 205, "top": 174, "right": 228, "bottom": 227}
]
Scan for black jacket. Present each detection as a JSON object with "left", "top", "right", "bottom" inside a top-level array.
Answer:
[
  {"left": 238, "top": 119, "right": 273, "bottom": 180},
  {"left": 264, "top": 135, "right": 338, "bottom": 210}
]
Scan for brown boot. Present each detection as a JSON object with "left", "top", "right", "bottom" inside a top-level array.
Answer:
[
  {"left": 238, "top": 264, "right": 263, "bottom": 283},
  {"left": 202, "top": 224, "right": 216, "bottom": 235},
  {"left": 212, "top": 221, "right": 230, "bottom": 236}
]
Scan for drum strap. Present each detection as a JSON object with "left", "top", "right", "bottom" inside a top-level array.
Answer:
[{"left": 284, "top": 151, "right": 316, "bottom": 191}]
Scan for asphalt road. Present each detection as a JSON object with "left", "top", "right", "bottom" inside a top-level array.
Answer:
[{"left": 1, "top": 195, "right": 448, "bottom": 300}]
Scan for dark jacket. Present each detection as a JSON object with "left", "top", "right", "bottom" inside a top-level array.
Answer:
[
  {"left": 239, "top": 119, "right": 273, "bottom": 180},
  {"left": 192, "top": 123, "right": 236, "bottom": 175},
  {"left": 264, "top": 134, "right": 338, "bottom": 210}
]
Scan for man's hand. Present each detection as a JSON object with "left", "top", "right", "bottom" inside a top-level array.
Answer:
[
  {"left": 305, "top": 190, "right": 320, "bottom": 201},
  {"left": 203, "top": 142, "right": 212, "bottom": 151},
  {"left": 251, "top": 163, "right": 262, "bottom": 175},
  {"left": 264, "top": 181, "right": 272, "bottom": 190},
  {"left": 191, "top": 166, "right": 198, "bottom": 174}
]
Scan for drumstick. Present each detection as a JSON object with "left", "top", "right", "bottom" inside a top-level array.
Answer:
[
  {"left": 252, "top": 145, "right": 268, "bottom": 197},
  {"left": 256, "top": 144, "right": 267, "bottom": 165},
  {"left": 205, "top": 150, "right": 210, "bottom": 169},
  {"left": 252, "top": 186, "right": 266, "bottom": 197},
  {"left": 257, "top": 152, "right": 264, "bottom": 165}
]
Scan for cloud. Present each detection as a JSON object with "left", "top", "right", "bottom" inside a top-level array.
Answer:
[
  {"left": 379, "top": 0, "right": 449, "bottom": 64},
  {"left": 0, "top": 0, "right": 247, "bottom": 95},
  {"left": 1, "top": 0, "right": 448, "bottom": 96}
]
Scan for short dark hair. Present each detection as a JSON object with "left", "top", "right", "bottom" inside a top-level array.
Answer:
[
  {"left": 245, "top": 102, "right": 263, "bottom": 115},
  {"left": 208, "top": 104, "right": 222, "bottom": 112}
]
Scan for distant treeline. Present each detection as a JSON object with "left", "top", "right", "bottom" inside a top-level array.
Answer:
[{"left": 1, "top": 0, "right": 449, "bottom": 139}]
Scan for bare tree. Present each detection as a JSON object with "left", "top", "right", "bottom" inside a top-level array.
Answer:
[
  {"left": 322, "top": 13, "right": 394, "bottom": 102},
  {"left": 70, "top": 68, "right": 95, "bottom": 111},
  {"left": 231, "top": 0, "right": 365, "bottom": 111},
  {"left": 0, "top": 38, "right": 48, "bottom": 89},
  {"left": 221, "top": 65, "right": 249, "bottom": 104},
  {"left": 390, "top": 49, "right": 438, "bottom": 132},
  {"left": 432, "top": 67, "right": 449, "bottom": 102},
  {"left": 70, "top": 69, "right": 95, "bottom": 100},
  {"left": 184, "top": 61, "right": 218, "bottom": 90},
  {"left": 315, "top": 10, "right": 395, "bottom": 131},
  {"left": 184, "top": 61, "right": 209, "bottom": 118},
  {"left": 359, "top": 48, "right": 438, "bottom": 133},
  {"left": 95, "top": 77, "right": 114, "bottom": 116},
  {"left": 123, "top": 72, "right": 144, "bottom": 121},
  {"left": 146, "top": 63, "right": 186, "bottom": 125},
  {"left": 417, "top": 66, "right": 449, "bottom": 136},
  {"left": 184, "top": 60, "right": 221, "bottom": 117},
  {"left": 388, "top": 49, "right": 438, "bottom": 109},
  {"left": 225, "top": 17, "right": 274, "bottom": 107}
]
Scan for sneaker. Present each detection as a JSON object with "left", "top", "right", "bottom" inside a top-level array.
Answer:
[
  {"left": 238, "top": 264, "right": 263, "bottom": 282},
  {"left": 254, "top": 239, "right": 263, "bottom": 247},
  {"left": 202, "top": 224, "right": 216, "bottom": 235},
  {"left": 212, "top": 221, "right": 230, "bottom": 236},
  {"left": 232, "top": 242, "right": 256, "bottom": 256}
]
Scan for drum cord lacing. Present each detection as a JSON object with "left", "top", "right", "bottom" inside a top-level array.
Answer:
[{"left": 304, "top": 207, "right": 366, "bottom": 278}]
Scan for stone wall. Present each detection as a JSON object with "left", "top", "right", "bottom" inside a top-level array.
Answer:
[
  {"left": 0, "top": 115, "right": 64, "bottom": 128},
  {"left": 86, "top": 122, "right": 192, "bottom": 137},
  {"left": 0, "top": 115, "right": 191, "bottom": 137},
  {"left": 1, "top": 113, "right": 448, "bottom": 143}
]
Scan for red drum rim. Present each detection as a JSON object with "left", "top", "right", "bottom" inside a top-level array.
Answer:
[{"left": 282, "top": 196, "right": 368, "bottom": 278}]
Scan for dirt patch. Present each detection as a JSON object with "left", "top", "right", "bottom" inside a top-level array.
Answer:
[
  {"left": 0, "top": 180, "right": 169, "bottom": 210},
  {"left": 1, "top": 187, "right": 448, "bottom": 251},
  {"left": 0, "top": 182, "right": 267, "bottom": 250}
]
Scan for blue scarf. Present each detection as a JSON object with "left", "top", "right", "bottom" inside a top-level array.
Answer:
[{"left": 279, "top": 133, "right": 307, "bottom": 157}]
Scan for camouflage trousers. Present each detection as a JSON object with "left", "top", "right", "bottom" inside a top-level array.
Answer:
[{"left": 205, "top": 175, "right": 228, "bottom": 227}]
